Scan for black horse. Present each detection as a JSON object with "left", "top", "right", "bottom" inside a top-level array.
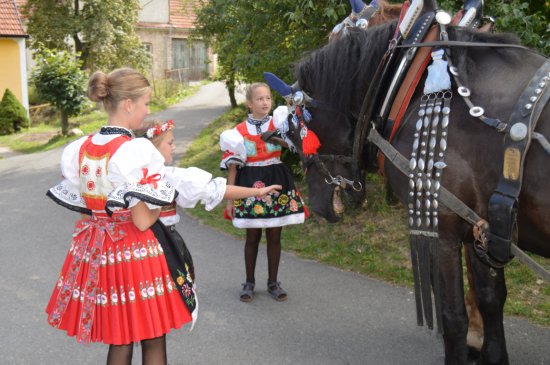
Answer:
[{"left": 268, "top": 21, "right": 549, "bottom": 364}]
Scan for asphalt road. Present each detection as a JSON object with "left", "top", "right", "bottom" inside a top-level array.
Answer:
[{"left": 0, "top": 82, "right": 548, "bottom": 365}]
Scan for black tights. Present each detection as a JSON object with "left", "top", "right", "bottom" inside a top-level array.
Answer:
[
  {"left": 244, "top": 227, "right": 282, "bottom": 284},
  {"left": 106, "top": 335, "right": 167, "bottom": 365}
]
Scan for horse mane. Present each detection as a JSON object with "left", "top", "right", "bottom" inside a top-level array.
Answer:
[
  {"left": 297, "top": 21, "right": 398, "bottom": 114},
  {"left": 447, "top": 27, "right": 523, "bottom": 84},
  {"left": 369, "top": 0, "right": 402, "bottom": 27},
  {"left": 298, "top": 19, "right": 530, "bottom": 115}
]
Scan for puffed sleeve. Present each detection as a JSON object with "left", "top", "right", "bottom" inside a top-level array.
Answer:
[
  {"left": 164, "top": 166, "right": 227, "bottom": 211},
  {"left": 105, "top": 138, "right": 177, "bottom": 214},
  {"left": 272, "top": 105, "right": 289, "bottom": 129},
  {"left": 219, "top": 128, "right": 246, "bottom": 170},
  {"left": 46, "top": 136, "right": 91, "bottom": 214}
]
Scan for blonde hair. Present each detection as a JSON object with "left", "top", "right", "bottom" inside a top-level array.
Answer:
[
  {"left": 87, "top": 68, "right": 151, "bottom": 113},
  {"left": 245, "top": 82, "right": 270, "bottom": 102},
  {"left": 135, "top": 120, "right": 170, "bottom": 148}
]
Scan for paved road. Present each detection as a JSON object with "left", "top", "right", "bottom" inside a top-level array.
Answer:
[{"left": 1, "top": 82, "right": 549, "bottom": 365}]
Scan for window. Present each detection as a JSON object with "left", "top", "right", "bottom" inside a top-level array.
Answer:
[
  {"left": 143, "top": 43, "right": 153, "bottom": 54},
  {"left": 143, "top": 43, "right": 153, "bottom": 67},
  {"left": 171, "top": 39, "right": 207, "bottom": 70}
]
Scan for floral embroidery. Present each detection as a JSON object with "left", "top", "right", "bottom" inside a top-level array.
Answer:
[
  {"left": 233, "top": 187, "right": 304, "bottom": 219},
  {"left": 252, "top": 180, "right": 265, "bottom": 189},
  {"left": 253, "top": 204, "right": 264, "bottom": 215},
  {"left": 177, "top": 275, "right": 185, "bottom": 286},
  {"left": 277, "top": 194, "right": 289, "bottom": 206}
]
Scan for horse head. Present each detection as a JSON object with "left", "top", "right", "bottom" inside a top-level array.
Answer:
[
  {"left": 264, "top": 69, "right": 368, "bottom": 223},
  {"left": 264, "top": 22, "right": 400, "bottom": 223}
]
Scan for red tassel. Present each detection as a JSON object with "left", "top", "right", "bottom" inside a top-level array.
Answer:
[
  {"left": 302, "top": 129, "right": 321, "bottom": 156},
  {"left": 223, "top": 208, "right": 233, "bottom": 221}
]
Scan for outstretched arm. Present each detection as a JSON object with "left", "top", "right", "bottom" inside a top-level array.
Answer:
[{"left": 224, "top": 184, "right": 282, "bottom": 200}]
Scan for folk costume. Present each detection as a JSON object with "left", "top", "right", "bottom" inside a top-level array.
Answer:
[
  {"left": 151, "top": 166, "right": 226, "bottom": 330},
  {"left": 45, "top": 126, "right": 202, "bottom": 345},
  {"left": 220, "top": 107, "right": 306, "bottom": 228}
]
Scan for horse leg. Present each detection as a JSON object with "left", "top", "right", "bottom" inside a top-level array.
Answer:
[
  {"left": 438, "top": 235, "right": 469, "bottom": 365},
  {"left": 464, "top": 243, "right": 509, "bottom": 365},
  {"left": 464, "top": 247, "right": 484, "bottom": 359}
]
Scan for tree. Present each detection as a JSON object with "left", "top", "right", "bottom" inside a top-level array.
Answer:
[
  {"left": 193, "top": 0, "right": 348, "bottom": 105},
  {"left": 195, "top": 0, "right": 549, "bottom": 106},
  {"left": 0, "top": 89, "right": 30, "bottom": 135},
  {"left": 23, "top": 0, "right": 150, "bottom": 71},
  {"left": 438, "top": 0, "right": 549, "bottom": 56},
  {"left": 31, "top": 49, "right": 87, "bottom": 135},
  {"left": 487, "top": 0, "right": 549, "bottom": 56}
]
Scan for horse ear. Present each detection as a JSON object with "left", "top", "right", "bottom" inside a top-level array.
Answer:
[
  {"left": 350, "top": 0, "right": 367, "bottom": 13},
  {"left": 263, "top": 72, "right": 292, "bottom": 98}
]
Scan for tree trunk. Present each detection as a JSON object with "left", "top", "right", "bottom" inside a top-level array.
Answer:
[
  {"left": 226, "top": 76, "right": 237, "bottom": 108},
  {"left": 73, "top": 0, "right": 88, "bottom": 70},
  {"left": 61, "top": 111, "right": 69, "bottom": 136}
]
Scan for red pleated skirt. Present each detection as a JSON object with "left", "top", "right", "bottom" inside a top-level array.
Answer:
[{"left": 46, "top": 213, "right": 192, "bottom": 345}]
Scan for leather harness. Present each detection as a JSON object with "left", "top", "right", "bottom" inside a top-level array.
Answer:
[{"left": 361, "top": 20, "right": 550, "bottom": 274}]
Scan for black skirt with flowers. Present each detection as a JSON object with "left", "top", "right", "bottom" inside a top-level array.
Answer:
[
  {"left": 150, "top": 221, "right": 197, "bottom": 323},
  {"left": 232, "top": 163, "right": 306, "bottom": 228}
]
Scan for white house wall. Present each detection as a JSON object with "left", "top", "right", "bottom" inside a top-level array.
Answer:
[
  {"left": 17, "top": 37, "right": 29, "bottom": 114},
  {"left": 139, "top": 0, "right": 169, "bottom": 23}
]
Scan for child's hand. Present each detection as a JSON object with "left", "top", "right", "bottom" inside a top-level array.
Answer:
[
  {"left": 258, "top": 185, "right": 282, "bottom": 198},
  {"left": 225, "top": 200, "right": 235, "bottom": 219}
]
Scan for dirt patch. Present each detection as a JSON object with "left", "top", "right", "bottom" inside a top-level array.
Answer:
[{"left": 19, "top": 131, "right": 58, "bottom": 143}]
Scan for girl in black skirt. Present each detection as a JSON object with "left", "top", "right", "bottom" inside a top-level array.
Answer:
[
  {"left": 137, "top": 120, "right": 281, "bottom": 326},
  {"left": 220, "top": 83, "right": 306, "bottom": 302}
]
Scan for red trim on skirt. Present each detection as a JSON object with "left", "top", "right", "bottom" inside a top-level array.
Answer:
[{"left": 46, "top": 212, "right": 191, "bottom": 345}]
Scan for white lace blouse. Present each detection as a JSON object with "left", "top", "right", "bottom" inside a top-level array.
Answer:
[{"left": 219, "top": 105, "right": 288, "bottom": 169}]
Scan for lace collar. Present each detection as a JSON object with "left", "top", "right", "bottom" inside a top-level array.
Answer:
[
  {"left": 99, "top": 126, "right": 133, "bottom": 138},
  {"left": 246, "top": 114, "right": 270, "bottom": 134}
]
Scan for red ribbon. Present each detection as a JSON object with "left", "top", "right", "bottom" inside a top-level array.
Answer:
[
  {"left": 139, "top": 168, "right": 161, "bottom": 189},
  {"left": 48, "top": 216, "right": 127, "bottom": 344}
]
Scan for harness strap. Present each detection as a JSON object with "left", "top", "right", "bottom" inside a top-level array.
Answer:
[
  {"left": 388, "top": 25, "right": 439, "bottom": 141},
  {"left": 395, "top": 40, "right": 536, "bottom": 53},
  {"left": 487, "top": 58, "right": 550, "bottom": 263},
  {"left": 367, "top": 126, "right": 550, "bottom": 282}
]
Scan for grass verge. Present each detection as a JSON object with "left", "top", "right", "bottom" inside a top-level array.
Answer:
[
  {"left": 180, "top": 105, "right": 550, "bottom": 327},
  {"left": 0, "top": 82, "right": 206, "bottom": 155}
]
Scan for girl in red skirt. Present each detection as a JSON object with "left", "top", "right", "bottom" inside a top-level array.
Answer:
[
  {"left": 47, "top": 68, "right": 190, "bottom": 364},
  {"left": 46, "top": 68, "right": 281, "bottom": 365}
]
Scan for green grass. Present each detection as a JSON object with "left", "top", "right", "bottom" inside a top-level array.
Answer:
[
  {"left": 180, "top": 106, "right": 550, "bottom": 328},
  {"left": 0, "top": 110, "right": 107, "bottom": 153}
]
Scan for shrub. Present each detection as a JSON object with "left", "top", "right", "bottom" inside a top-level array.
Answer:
[
  {"left": 31, "top": 48, "right": 87, "bottom": 135},
  {"left": 0, "top": 88, "right": 29, "bottom": 135}
]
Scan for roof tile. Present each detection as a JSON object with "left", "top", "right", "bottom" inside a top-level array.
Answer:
[
  {"left": 0, "top": 0, "right": 26, "bottom": 37},
  {"left": 170, "top": 0, "right": 197, "bottom": 29}
]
